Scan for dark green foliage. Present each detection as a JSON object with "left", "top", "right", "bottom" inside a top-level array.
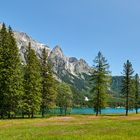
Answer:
[
  {"left": 0, "top": 23, "right": 8, "bottom": 118},
  {"left": 134, "top": 74, "right": 140, "bottom": 114},
  {"left": 90, "top": 52, "right": 111, "bottom": 116},
  {"left": 56, "top": 83, "right": 73, "bottom": 115},
  {"left": 0, "top": 23, "right": 23, "bottom": 118},
  {"left": 23, "top": 43, "right": 42, "bottom": 118},
  {"left": 122, "top": 60, "right": 134, "bottom": 116},
  {"left": 41, "top": 48, "right": 57, "bottom": 117}
]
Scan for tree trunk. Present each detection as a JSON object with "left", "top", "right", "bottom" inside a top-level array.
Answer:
[
  {"left": 28, "top": 113, "right": 30, "bottom": 118},
  {"left": 22, "top": 111, "right": 24, "bottom": 118},
  {"left": 31, "top": 111, "right": 34, "bottom": 118},
  {"left": 136, "top": 106, "right": 138, "bottom": 114},
  {"left": 96, "top": 88, "right": 100, "bottom": 116},
  {"left": 126, "top": 95, "right": 128, "bottom": 116},
  {"left": 126, "top": 108, "right": 128, "bottom": 116},
  {"left": 42, "top": 108, "right": 45, "bottom": 117},
  {"left": 60, "top": 107, "right": 63, "bottom": 115},
  {"left": 64, "top": 107, "right": 67, "bottom": 116},
  {"left": 8, "top": 112, "right": 10, "bottom": 119},
  {"left": 96, "top": 107, "right": 99, "bottom": 116},
  {"left": 96, "top": 111, "right": 98, "bottom": 116},
  {"left": 126, "top": 82, "right": 129, "bottom": 116},
  {"left": 99, "top": 109, "right": 101, "bottom": 115}
]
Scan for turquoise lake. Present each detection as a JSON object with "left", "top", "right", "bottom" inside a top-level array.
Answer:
[
  {"left": 50, "top": 108, "right": 139, "bottom": 114},
  {"left": 71, "top": 108, "right": 137, "bottom": 114}
]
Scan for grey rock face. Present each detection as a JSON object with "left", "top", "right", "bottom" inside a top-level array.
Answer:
[
  {"left": 15, "top": 31, "right": 91, "bottom": 78},
  {"left": 14, "top": 31, "right": 50, "bottom": 58},
  {"left": 69, "top": 57, "right": 78, "bottom": 63},
  {"left": 49, "top": 45, "right": 90, "bottom": 77},
  {"left": 0, "top": 23, "right": 91, "bottom": 84}
]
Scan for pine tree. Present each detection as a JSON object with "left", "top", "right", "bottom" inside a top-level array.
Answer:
[
  {"left": 0, "top": 23, "right": 8, "bottom": 118},
  {"left": 41, "top": 48, "right": 57, "bottom": 117},
  {"left": 0, "top": 23, "right": 23, "bottom": 118},
  {"left": 122, "top": 60, "right": 134, "bottom": 116},
  {"left": 90, "top": 52, "right": 110, "bottom": 116},
  {"left": 56, "top": 82, "right": 73, "bottom": 115},
  {"left": 6, "top": 26, "right": 23, "bottom": 118},
  {"left": 134, "top": 74, "right": 139, "bottom": 114},
  {"left": 23, "top": 43, "right": 42, "bottom": 118}
]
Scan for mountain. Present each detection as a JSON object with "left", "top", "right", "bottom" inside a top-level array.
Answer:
[
  {"left": 11, "top": 27, "right": 91, "bottom": 91},
  {"left": 48, "top": 45, "right": 91, "bottom": 90},
  {"left": 14, "top": 31, "right": 50, "bottom": 63},
  {"left": 14, "top": 30, "right": 123, "bottom": 94},
  {"left": 0, "top": 23, "right": 122, "bottom": 94}
]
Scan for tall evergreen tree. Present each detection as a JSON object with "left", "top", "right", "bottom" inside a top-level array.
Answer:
[
  {"left": 0, "top": 23, "right": 23, "bottom": 118},
  {"left": 23, "top": 43, "right": 42, "bottom": 118},
  {"left": 90, "top": 52, "right": 110, "bottom": 116},
  {"left": 0, "top": 23, "right": 8, "bottom": 118},
  {"left": 41, "top": 48, "right": 57, "bottom": 117},
  {"left": 122, "top": 60, "right": 134, "bottom": 116},
  {"left": 134, "top": 73, "right": 140, "bottom": 114},
  {"left": 6, "top": 26, "right": 23, "bottom": 118}
]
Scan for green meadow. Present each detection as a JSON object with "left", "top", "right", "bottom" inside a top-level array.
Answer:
[{"left": 0, "top": 114, "right": 140, "bottom": 140}]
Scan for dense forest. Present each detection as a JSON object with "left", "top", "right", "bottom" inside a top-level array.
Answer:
[{"left": 0, "top": 23, "right": 139, "bottom": 118}]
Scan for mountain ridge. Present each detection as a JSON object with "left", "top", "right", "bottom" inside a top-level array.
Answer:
[
  {"left": 0, "top": 23, "right": 122, "bottom": 94},
  {"left": 0, "top": 23, "right": 91, "bottom": 90}
]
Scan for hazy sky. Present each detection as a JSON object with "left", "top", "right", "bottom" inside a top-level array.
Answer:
[{"left": 0, "top": 0, "right": 140, "bottom": 75}]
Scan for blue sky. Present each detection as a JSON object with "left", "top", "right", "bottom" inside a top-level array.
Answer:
[{"left": 0, "top": 0, "right": 140, "bottom": 75}]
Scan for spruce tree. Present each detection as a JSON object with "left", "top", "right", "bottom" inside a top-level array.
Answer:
[
  {"left": 0, "top": 23, "right": 8, "bottom": 118},
  {"left": 122, "top": 60, "right": 134, "bottom": 116},
  {"left": 41, "top": 48, "right": 57, "bottom": 117},
  {"left": 7, "top": 26, "right": 23, "bottom": 118},
  {"left": 23, "top": 43, "right": 42, "bottom": 118},
  {"left": 0, "top": 24, "right": 23, "bottom": 118},
  {"left": 90, "top": 52, "right": 110, "bottom": 116},
  {"left": 134, "top": 74, "right": 139, "bottom": 114}
]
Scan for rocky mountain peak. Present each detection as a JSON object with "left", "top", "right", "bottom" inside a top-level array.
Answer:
[
  {"left": 14, "top": 31, "right": 51, "bottom": 60},
  {"left": 69, "top": 57, "right": 78, "bottom": 63},
  {"left": 0, "top": 24, "right": 91, "bottom": 89},
  {"left": 50, "top": 45, "right": 64, "bottom": 58},
  {"left": 79, "top": 59, "right": 87, "bottom": 63}
]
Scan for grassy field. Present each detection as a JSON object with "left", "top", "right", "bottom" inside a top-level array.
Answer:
[{"left": 0, "top": 114, "right": 140, "bottom": 140}]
